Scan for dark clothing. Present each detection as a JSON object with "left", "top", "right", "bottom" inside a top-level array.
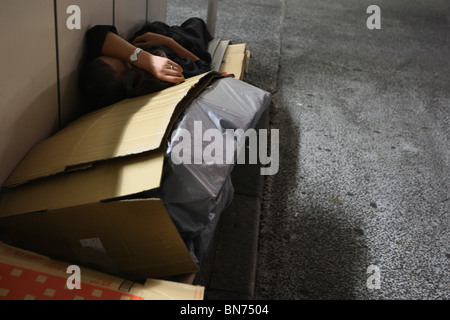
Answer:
[
  {"left": 83, "top": 18, "right": 213, "bottom": 112},
  {"left": 130, "top": 18, "right": 213, "bottom": 71},
  {"left": 86, "top": 24, "right": 117, "bottom": 61},
  {"left": 86, "top": 18, "right": 213, "bottom": 79}
]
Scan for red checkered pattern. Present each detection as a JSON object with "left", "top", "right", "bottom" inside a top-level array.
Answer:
[{"left": 0, "top": 263, "right": 144, "bottom": 300}]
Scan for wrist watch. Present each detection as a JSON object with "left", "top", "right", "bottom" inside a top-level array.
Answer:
[{"left": 129, "top": 48, "right": 142, "bottom": 64}]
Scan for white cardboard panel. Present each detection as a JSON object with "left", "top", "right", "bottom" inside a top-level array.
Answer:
[
  {"left": 56, "top": 0, "right": 113, "bottom": 128},
  {"left": 0, "top": 0, "right": 59, "bottom": 187},
  {"left": 114, "top": 0, "right": 148, "bottom": 41}
]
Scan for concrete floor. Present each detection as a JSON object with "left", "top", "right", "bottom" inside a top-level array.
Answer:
[{"left": 168, "top": 0, "right": 450, "bottom": 300}]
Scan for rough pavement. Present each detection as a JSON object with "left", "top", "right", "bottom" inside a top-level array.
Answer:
[{"left": 169, "top": 0, "right": 450, "bottom": 300}]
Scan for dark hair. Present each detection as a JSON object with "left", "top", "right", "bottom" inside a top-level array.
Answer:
[{"left": 80, "top": 57, "right": 127, "bottom": 112}]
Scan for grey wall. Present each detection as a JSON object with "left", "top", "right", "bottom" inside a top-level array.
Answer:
[{"left": 0, "top": 0, "right": 168, "bottom": 186}]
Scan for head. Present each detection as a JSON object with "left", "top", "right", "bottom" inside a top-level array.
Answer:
[
  {"left": 81, "top": 56, "right": 129, "bottom": 112},
  {"left": 81, "top": 55, "right": 173, "bottom": 113}
]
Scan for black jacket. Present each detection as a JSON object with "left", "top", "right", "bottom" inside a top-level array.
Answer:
[{"left": 86, "top": 17, "right": 213, "bottom": 78}]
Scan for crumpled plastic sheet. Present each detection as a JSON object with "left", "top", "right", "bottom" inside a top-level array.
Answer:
[{"left": 161, "top": 76, "right": 272, "bottom": 263}]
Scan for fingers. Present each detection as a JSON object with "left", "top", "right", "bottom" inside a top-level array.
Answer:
[
  {"left": 166, "top": 61, "right": 183, "bottom": 73},
  {"left": 133, "top": 35, "right": 153, "bottom": 49},
  {"left": 164, "top": 70, "right": 185, "bottom": 83},
  {"left": 163, "top": 75, "right": 186, "bottom": 84},
  {"left": 159, "top": 61, "right": 184, "bottom": 83},
  {"left": 159, "top": 70, "right": 185, "bottom": 83},
  {"left": 133, "top": 32, "right": 167, "bottom": 48},
  {"left": 134, "top": 41, "right": 151, "bottom": 49},
  {"left": 133, "top": 34, "right": 149, "bottom": 45},
  {"left": 134, "top": 42, "right": 146, "bottom": 48},
  {"left": 134, "top": 41, "right": 150, "bottom": 49},
  {"left": 140, "top": 52, "right": 185, "bottom": 84}
]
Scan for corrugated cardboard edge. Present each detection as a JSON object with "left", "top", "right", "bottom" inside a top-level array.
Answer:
[
  {"left": 3, "top": 71, "right": 225, "bottom": 189},
  {"left": 0, "top": 149, "right": 165, "bottom": 218}
]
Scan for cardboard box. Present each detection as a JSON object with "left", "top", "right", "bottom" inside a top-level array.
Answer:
[
  {"left": 0, "top": 242, "right": 204, "bottom": 300},
  {"left": 208, "top": 39, "right": 231, "bottom": 72},
  {"left": 219, "top": 43, "right": 251, "bottom": 80},
  {"left": 0, "top": 72, "right": 222, "bottom": 282}
]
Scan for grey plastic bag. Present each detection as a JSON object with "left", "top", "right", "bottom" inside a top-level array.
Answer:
[{"left": 161, "top": 76, "right": 271, "bottom": 262}]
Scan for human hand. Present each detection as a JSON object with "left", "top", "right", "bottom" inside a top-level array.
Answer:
[
  {"left": 136, "top": 51, "right": 185, "bottom": 83},
  {"left": 133, "top": 32, "right": 170, "bottom": 48}
]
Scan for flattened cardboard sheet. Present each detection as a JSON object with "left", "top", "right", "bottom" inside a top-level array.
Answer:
[
  {"left": 0, "top": 149, "right": 165, "bottom": 218},
  {"left": 0, "top": 71, "right": 228, "bottom": 280},
  {"left": 4, "top": 72, "right": 219, "bottom": 188}
]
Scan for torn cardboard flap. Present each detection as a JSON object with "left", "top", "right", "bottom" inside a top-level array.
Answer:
[
  {"left": 0, "top": 72, "right": 226, "bottom": 281},
  {"left": 0, "top": 149, "right": 165, "bottom": 217},
  {"left": 208, "top": 39, "right": 232, "bottom": 72},
  {"left": 0, "top": 242, "right": 204, "bottom": 300},
  {"left": 4, "top": 72, "right": 217, "bottom": 188}
]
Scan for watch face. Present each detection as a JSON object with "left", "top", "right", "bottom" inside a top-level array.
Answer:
[{"left": 130, "top": 48, "right": 142, "bottom": 63}]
